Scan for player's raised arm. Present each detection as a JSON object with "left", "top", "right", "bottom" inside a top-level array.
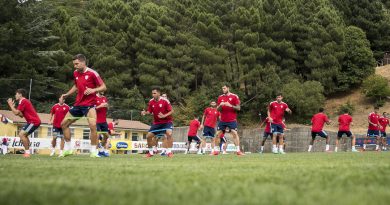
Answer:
[
  {"left": 7, "top": 98, "right": 22, "bottom": 117},
  {"left": 61, "top": 85, "right": 77, "bottom": 99}
]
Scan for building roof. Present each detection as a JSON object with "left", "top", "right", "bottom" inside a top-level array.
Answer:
[{"left": 0, "top": 110, "right": 150, "bottom": 131}]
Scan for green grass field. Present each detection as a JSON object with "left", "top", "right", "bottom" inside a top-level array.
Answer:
[{"left": 0, "top": 152, "right": 389, "bottom": 205}]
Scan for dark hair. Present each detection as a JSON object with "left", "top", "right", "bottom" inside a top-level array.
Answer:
[
  {"left": 319, "top": 108, "right": 324, "bottom": 112},
  {"left": 16, "top": 89, "right": 27, "bottom": 97},
  {"left": 222, "top": 83, "right": 230, "bottom": 88},
  {"left": 113, "top": 118, "right": 118, "bottom": 121},
  {"left": 383, "top": 112, "right": 387, "bottom": 115},
  {"left": 374, "top": 106, "right": 380, "bottom": 110},
  {"left": 73, "top": 54, "right": 87, "bottom": 62},
  {"left": 152, "top": 87, "right": 161, "bottom": 93},
  {"left": 276, "top": 93, "right": 283, "bottom": 97}
]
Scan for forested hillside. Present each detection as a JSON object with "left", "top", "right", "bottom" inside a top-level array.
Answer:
[{"left": 1, "top": 0, "right": 389, "bottom": 125}]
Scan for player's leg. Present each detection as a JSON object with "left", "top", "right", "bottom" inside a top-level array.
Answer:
[
  {"left": 146, "top": 132, "right": 156, "bottom": 157},
  {"left": 375, "top": 134, "right": 381, "bottom": 151},
  {"left": 260, "top": 133, "right": 268, "bottom": 153},
  {"left": 50, "top": 135, "right": 57, "bottom": 156},
  {"left": 382, "top": 133, "right": 387, "bottom": 151},
  {"left": 185, "top": 137, "right": 192, "bottom": 154},
  {"left": 213, "top": 130, "right": 223, "bottom": 155},
  {"left": 308, "top": 132, "right": 316, "bottom": 152},
  {"left": 61, "top": 112, "right": 78, "bottom": 156},
  {"left": 363, "top": 131, "right": 370, "bottom": 151},
  {"left": 230, "top": 129, "right": 244, "bottom": 155},
  {"left": 350, "top": 132, "right": 358, "bottom": 152},
  {"left": 86, "top": 108, "right": 99, "bottom": 158},
  {"left": 165, "top": 129, "right": 174, "bottom": 157},
  {"left": 19, "top": 123, "right": 39, "bottom": 158},
  {"left": 335, "top": 132, "right": 342, "bottom": 152},
  {"left": 195, "top": 136, "right": 202, "bottom": 154},
  {"left": 323, "top": 131, "right": 330, "bottom": 151}
]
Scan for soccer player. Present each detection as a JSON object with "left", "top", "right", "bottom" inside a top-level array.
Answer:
[
  {"left": 108, "top": 118, "right": 120, "bottom": 137},
  {"left": 215, "top": 84, "right": 244, "bottom": 156},
  {"left": 335, "top": 109, "right": 358, "bottom": 152},
  {"left": 95, "top": 92, "right": 110, "bottom": 157},
  {"left": 200, "top": 101, "right": 220, "bottom": 154},
  {"left": 1, "top": 137, "right": 8, "bottom": 155},
  {"left": 61, "top": 54, "right": 107, "bottom": 158},
  {"left": 267, "top": 94, "right": 292, "bottom": 154},
  {"left": 308, "top": 108, "right": 331, "bottom": 152},
  {"left": 153, "top": 93, "right": 169, "bottom": 155},
  {"left": 378, "top": 112, "right": 389, "bottom": 151},
  {"left": 364, "top": 106, "right": 381, "bottom": 151},
  {"left": 7, "top": 89, "right": 41, "bottom": 158},
  {"left": 185, "top": 116, "right": 202, "bottom": 154},
  {"left": 49, "top": 97, "right": 70, "bottom": 157},
  {"left": 259, "top": 117, "right": 272, "bottom": 154},
  {"left": 141, "top": 87, "right": 174, "bottom": 158}
]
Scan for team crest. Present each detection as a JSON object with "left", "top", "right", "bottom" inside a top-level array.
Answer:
[
  {"left": 159, "top": 104, "right": 162, "bottom": 107},
  {"left": 85, "top": 75, "right": 89, "bottom": 80},
  {"left": 229, "top": 98, "right": 232, "bottom": 101}
]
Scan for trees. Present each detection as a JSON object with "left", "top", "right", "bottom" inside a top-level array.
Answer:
[{"left": 0, "top": 0, "right": 382, "bottom": 125}]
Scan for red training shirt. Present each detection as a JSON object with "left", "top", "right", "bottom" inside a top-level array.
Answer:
[
  {"left": 147, "top": 97, "right": 173, "bottom": 124},
  {"left": 203, "top": 107, "right": 220, "bottom": 128},
  {"left": 17, "top": 98, "right": 41, "bottom": 126},
  {"left": 73, "top": 68, "right": 104, "bottom": 106},
  {"left": 338, "top": 114, "right": 353, "bottom": 132},
  {"left": 268, "top": 101, "right": 289, "bottom": 125},
  {"left": 96, "top": 95, "right": 108, "bottom": 124},
  {"left": 311, "top": 112, "right": 329, "bottom": 132},
  {"left": 368, "top": 112, "right": 380, "bottom": 131},
  {"left": 217, "top": 93, "right": 240, "bottom": 123},
  {"left": 50, "top": 103, "right": 70, "bottom": 128},
  {"left": 187, "top": 119, "right": 200, "bottom": 136}
]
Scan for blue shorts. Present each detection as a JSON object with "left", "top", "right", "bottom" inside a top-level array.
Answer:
[
  {"left": 263, "top": 132, "right": 272, "bottom": 139},
  {"left": 381, "top": 131, "right": 387, "bottom": 138},
  {"left": 367, "top": 130, "right": 380, "bottom": 137},
  {"left": 149, "top": 122, "right": 174, "bottom": 137},
  {"left": 271, "top": 123, "right": 284, "bottom": 134},
  {"left": 188, "top": 136, "right": 201, "bottom": 143},
  {"left": 311, "top": 131, "right": 328, "bottom": 139},
  {"left": 97, "top": 122, "right": 109, "bottom": 132},
  {"left": 217, "top": 121, "right": 238, "bottom": 132},
  {"left": 69, "top": 106, "right": 95, "bottom": 118},
  {"left": 52, "top": 126, "right": 63, "bottom": 137},
  {"left": 203, "top": 126, "right": 216, "bottom": 138},
  {"left": 337, "top": 131, "right": 353, "bottom": 138},
  {"left": 22, "top": 124, "right": 40, "bottom": 135}
]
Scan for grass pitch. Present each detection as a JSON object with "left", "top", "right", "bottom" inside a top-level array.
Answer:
[{"left": 0, "top": 152, "right": 389, "bottom": 205}]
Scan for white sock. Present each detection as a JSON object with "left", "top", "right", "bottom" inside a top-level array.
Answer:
[
  {"left": 260, "top": 146, "right": 264, "bottom": 151},
  {"left": 325, "top": 144, "right": 330, "bottom": 151},
  {"left": 376, "top": 145, "right": 379, "bottom": 150},
  {"left": 363, "top": 144, "right": 366, "bottom": 149},
  {"left": 99, "top": 147, "right": 104, "bottom": 152},
  {"left": 59, "top": 150, "right": 63, "bottom": 155},
  {"left": 167, "top": 148, "right": 172, "bottom": 153},
  {"left": 64, "top": 141, "right": 72, "bottom": 151},
  {"left": 352, "top": 146, "right": 355, "bottom": 150},
  {"left": 91, "top": 146, "right": 97, "bottom": 153},
  {"left": 272, "top": 145, "right": 277, "bottom": 149},
  {"left": 25, "top": 149, "right": 30, "bottom": 154},
  {"left": 236, "top": 146, "right": 240, "bottom": 152},
  {"left": 153, "top": 146, "right": 157, "bottom": 152},
  {"left": 161, "top": 148, "right": 166, "bottom": 153},
  {"left": 335, "top": 147, "right": 338, "bottom": 152},
  {"left": 308, "top": 145, "right": 313, "bottom": 152},
  {"left": 279, "top": 145, "right": 283, "bottom": 152},
  {"left": 149, "top": 148, "right": 154, "bottom": 155},
  {"left": 214, "top": 146, "right": 219, "bottom": 152}
]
